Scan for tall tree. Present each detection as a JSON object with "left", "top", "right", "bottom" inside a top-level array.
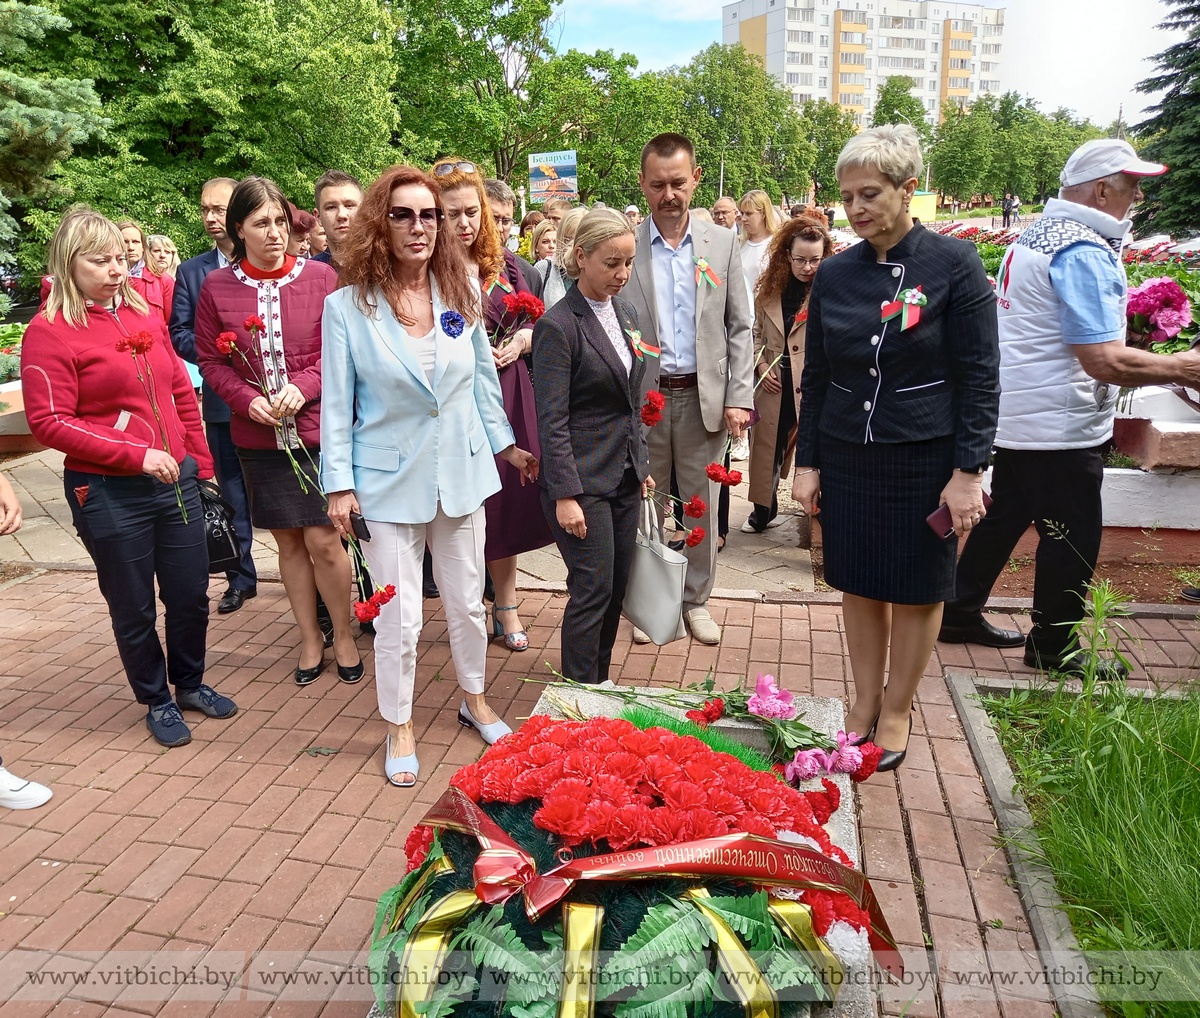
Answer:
[
  {"left": 929, "top": 98, "right": 994, "bottom": 202},
  {"left": 0, "top": 0, "right": 106, "bottom": 271},
  {"left": 1135, "top": 0, "right": 1200, "bottom": 236},
  {"left": 797, "top": 99, "right": 857, "bottom": 204},
  {"left": 871, "top": 76, "right": 930, "bottom": 147},
  {"left": 670, "top": 43, "right": 814, "bottom": 208}
]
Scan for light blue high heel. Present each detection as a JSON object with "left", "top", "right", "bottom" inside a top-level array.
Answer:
[
  {"left": 384, "top": 733, "right": 419, "bottom": 787},
  {"left": 458, "top": 700, "right": 513, "bottom": 744}
]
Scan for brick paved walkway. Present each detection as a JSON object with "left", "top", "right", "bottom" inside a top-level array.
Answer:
[{"left": 2, "top": 570, "right": 1198, "bottom": 1017}]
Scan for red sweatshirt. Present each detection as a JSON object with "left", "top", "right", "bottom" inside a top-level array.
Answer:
[{"left": 21, "top": 302, "right": 214, "bottom": 477}]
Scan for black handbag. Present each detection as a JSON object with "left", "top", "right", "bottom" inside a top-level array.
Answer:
[{"left": 198, "top": 480, "right": 242, "bottom": 575}]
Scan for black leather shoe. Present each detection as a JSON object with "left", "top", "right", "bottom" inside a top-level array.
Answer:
[
  {"left": 423, "top": 577, "right": 440, "bottom": 599},
  {"left": 217, "top": 588, "right": 256, "bottom": 615},
  {"left": 876, "top": 715, "right": 913, "bottom": 773},
  {"left": 938, "top": 618, "right": 1025, "bottom": 648},
  {"left": 337, "top": 660, "right": 365, "bottom": 684},
  {"left": 1023, "top": 647, "right": 1130, "bottom": 681},
  {"left": 295, "top": 660, "right": 326, "bottom": 685}
]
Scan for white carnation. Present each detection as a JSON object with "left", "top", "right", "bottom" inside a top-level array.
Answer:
[{"left": 823, "top": 920, "right": 870, "bottom": 970}]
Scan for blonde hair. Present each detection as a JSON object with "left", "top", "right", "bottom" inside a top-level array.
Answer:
[
  {"left": 530, "top": 219, "right": 557, "bottom": 260},
  {"left": 556, "top": 207, "right": 588, "bottom": 253},
  {"left": 738, "top": 189, "right": 781, "bottom": 240},
  {"left": 43, "top": 207, "right": 149, "bottom": 327},
  {"left": 147, "top": 234, "right": 180, "bottom": 277},
  {"left": 836, "top": 123, "right": 924, "bottom": 188},
  {"left": 690, "top": 208, "right": 714, "bottom": 224},
  {"left": 560, "top": 208, "right": 633, "bottom": 280}
]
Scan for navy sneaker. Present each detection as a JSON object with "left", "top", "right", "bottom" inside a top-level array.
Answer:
[
  {"left": 146, "top": 701, "right": 193, "bottom": 747},
  {"left": 176, "top": 685, "right": 238, "bottom": 719}
]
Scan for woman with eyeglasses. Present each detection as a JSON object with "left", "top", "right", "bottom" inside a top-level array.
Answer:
[
  {"left": 194, "top": 176, "right": 362, "bottom": 690},
  {"left": 743, "top": 215, "right": 833, "bottom": 534},
  {"left": 431, "top": 157, "right": 553, "bottom": 652},
  {"left": 321, "top": 166, "right": 538, "bottom": 786}
]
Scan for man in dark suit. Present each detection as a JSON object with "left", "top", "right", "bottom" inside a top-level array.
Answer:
[
  {"left": 484, "top": 179, "right": 543, "bottom": 299},
  {"left": 169, "top": 177, "right": 259, "bottom": 614}
]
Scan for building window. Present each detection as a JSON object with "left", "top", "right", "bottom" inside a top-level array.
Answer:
[
  {"left": 878, "top": 55, "right": 926, "bottom": 69},
  {"left": 840, "top": 31, "right": 865, "bottom": 44},
  {"left": 838, "top": 92, "right": 865, "bottom": 105},
  {"left": 928, "top": 80, "right": 936, "bottom": 89},
  {"left": 881, "top": 36, "right": 926, "bottom": 50},
  {"left": 818, "top": 55, "right": 828, "bottom": 66},
  {"left": 839, "top": 72, "right": 865, "bottom": 85},
  {"left": 795, "top": 92, "right": 813, "bottom": 103},
  {"left": 819, "top": 13, "right": 830, "bottom": 24},
  {"left": 950, "top": 37, "right": 972, "bottom": 51},
  {"left": 949, "top": 57, "right": 970, "bottom": 69},
  {"left": 819, "top": 34, "right": 829, "bottom": 44},
  {"left": 841, "top": 51, "right": 866, "bottom": 65},
  {"left": 930, "top": 60, "right": 937, "bottom": 71},
  {"left": 842, "top": 9, "right": 866, "bottom": 23},
  {"left": 948, "top": 76, "right": 970, "bottom": 88},
  {"left": 797, "top": 72, "right": 813, "bottom": 84},
  {"left": 930, "top": 41, "right": 938, "bottom": 52},
  {"left": 787, "top": 50, "right": 800, "bottom": 63},
  {"left": 818, "top": 75, "right": 828, "bottom": 87},
  {"left": 787, "top": 29, "right": 800, "bottom": 42},
  {"left": 786, "top": 73, "right": 800, "bottom": 84},
  {"left": 982, "top": 43, "right": 1001, "bottom": 54},
  {"left": 980, "top": 61, "right": 996, "bottom": 71}
]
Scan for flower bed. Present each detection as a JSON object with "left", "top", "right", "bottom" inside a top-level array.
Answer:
[{"left": 371, "top": 715, "right": 900, "bottom": 1018}]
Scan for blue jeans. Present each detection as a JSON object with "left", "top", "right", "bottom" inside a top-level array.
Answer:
[{"left": 65, "top": 458, "right": 209, "bottom": 706}]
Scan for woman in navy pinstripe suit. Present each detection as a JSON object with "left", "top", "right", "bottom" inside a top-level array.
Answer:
[{"left": 792, "top": 126, "right": 1000, "bottom": 771}]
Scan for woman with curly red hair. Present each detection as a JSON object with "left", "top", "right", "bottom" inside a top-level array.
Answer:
[
  {"left": 743, "top": 214, "right": 834, "bottom": 533},
  {"left": 431, "top": 158, "right": 554, "bottom": 652},
  {"left": 321, "top": 165, "right": 538, "bottom": 786}
]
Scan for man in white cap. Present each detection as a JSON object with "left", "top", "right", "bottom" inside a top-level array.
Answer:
[
  {"left": 624, "top": 204, "right": 642, "bottom": 225},
  {"left": 940, "top": 139, "right": 1200, "bottom": 678}
]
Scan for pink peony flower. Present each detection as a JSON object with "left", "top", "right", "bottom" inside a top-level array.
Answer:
[
  {"left": 747, "top": 673, "right": 797, "bottom": 720},
  {"left": 1150, "top": 306, "right": 1192, "bottom": 340},
  {"left": 784, "top": 750, "right": 825, "bottom": 782}
]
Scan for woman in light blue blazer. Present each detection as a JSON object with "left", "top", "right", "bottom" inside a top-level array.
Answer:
[{"left": 321, "top": 166, "right": 538, "bottom": 787}]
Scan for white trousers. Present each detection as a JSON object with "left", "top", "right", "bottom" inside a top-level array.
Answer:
[{"left": 361, "top": 506, "right": 488, "bottom": 725}]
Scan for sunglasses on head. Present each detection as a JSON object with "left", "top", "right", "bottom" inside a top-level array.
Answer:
[
  {"left": 387, "top": 206, "right": 445, "bottom": 227},
  {"left": 433, "top": 161, "right": 477, "bottom": 177}
]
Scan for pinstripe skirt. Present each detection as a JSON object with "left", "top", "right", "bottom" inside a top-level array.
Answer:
[{"left": 817, "top": 434, "right": 956, "bottom": 605}]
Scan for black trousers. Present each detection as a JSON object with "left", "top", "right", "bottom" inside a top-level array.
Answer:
[
  {"left": 750, "top": 362, "right": 797, "bottom": 530},
  {"left": 943, "top": 445, "right": 1104, "bottom": 657},
  {"left": 206, "top": 421, "right": 257, "bottom": 591},
  {"left": 543, "top": 469, "right": 642, "bottom": 684},
  {"left": 65, "top": 458, "right": 209, "bottom": 705}
]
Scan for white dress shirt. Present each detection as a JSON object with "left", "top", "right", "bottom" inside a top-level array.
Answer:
[{"left": 648, "top": 216, "right": 698, "bottom": 375}]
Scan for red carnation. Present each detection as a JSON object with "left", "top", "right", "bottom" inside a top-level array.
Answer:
[
  {"left": 682, "top": 495, "right": 707, "bottom": 519},
  {"left": 684, "top": 696, "right": 723, "bottom": 726},
  {"left": 369, "top": 584, "right": 397, "bottom": 607},
  {"left": 502, "top": 291, "right": 546, "bottom": 322},
  {"left": 603, "top": 803, "right": 654, "bottom": 851},
  {"left": 706, "top": 462, "right": 728, "bottom": 483},
  {"left": 116, "top": 331, "right": 155, "bottom": 356},
  {"left": 353, "top": 600, "right": 380, "bottom": 623},
  {"left": 216, "top": 331, "right": 236, "bottom": 355},
  {"left": 403, "top": 824, "right": 435, "bottom": 873},
  {"left": 725, "top": 469, "right": 743, "bottom": 486},
  {"left": 645, "top": 390, "right": 666, "bottom": 411},
  {"left": 805, "top": 778, "right": 842, "bottom": 826},
  {"left": 533, "top": 796, "right": 589, "bottom": 842},
  {"left": 685, "top": 527, "right": 705, "bottom": 548},
  {"left": 640, "top": 404, "right": 663, "bottom": 427},
  {"left": 851, "top": 742, "right": 883, "bottom": 783},
  {"left": 244, "top": 314, "right": 266, "bottom": 333}
]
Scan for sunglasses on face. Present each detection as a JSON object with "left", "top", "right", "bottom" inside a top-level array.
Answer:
[
  {"left": 433, "top": 161, "right": 477, "bottom": 177},
  {"left": 387, "top": 206, "right": 445, "bottom": 227}
]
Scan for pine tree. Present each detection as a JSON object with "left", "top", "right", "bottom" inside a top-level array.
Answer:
[{"left": 1135, "top": 0, "right": 1200, "bottom": 237}]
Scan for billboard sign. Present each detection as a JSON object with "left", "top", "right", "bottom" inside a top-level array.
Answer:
[{"left": 528, "top": 150, "right": 578, "bottom": 203}]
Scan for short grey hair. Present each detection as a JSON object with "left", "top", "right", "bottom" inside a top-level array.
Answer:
[
  {"left": 560, "top": 208, "right": 633, "bottom": 279},
  {"left": 483, "top": 178, "right": 516, "bottom": 207},
  {"left": 835, "top": 124, "right": 924, "bottom": 188}
]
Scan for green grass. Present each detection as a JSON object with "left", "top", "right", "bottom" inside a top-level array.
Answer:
[
  {"left": 618, "top": 704, "right": 777, "bottom": 773},
  {"left": 984, "top": 682, "right": 1200, "bottom": 1016}
]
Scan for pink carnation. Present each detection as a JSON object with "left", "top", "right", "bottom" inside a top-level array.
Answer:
[{"left": 746, "top": 673, "right": 797, "bottom": 720}]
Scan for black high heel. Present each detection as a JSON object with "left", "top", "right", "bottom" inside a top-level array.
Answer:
[
  {"left": 848, "top": 714, "right": 879, "bottom": 747},
  {"left": 875, "top": 715, "right": 913, "bottom": 773},
  {"left": 337, "top": 659, "right": 365, "bottom": 684},
  {"left": 295, "top": 660, "right": 326, "bottom": 686}
]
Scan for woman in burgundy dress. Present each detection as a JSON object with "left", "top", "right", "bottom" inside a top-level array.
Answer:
[{"left": 432, "top": 158, "right": 552, "bottom": 651}]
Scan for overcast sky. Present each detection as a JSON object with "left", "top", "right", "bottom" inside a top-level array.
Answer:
[{"left": 553, "top": 0, "right": 1185, "bottom": 128}]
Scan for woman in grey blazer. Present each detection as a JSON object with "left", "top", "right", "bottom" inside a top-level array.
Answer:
[{"left": 533, "top": 210, "right": 654, "bottom": 684}]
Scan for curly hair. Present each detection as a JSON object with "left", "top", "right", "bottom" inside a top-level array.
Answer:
[
  {"left": 430, "top": 157, "right": 506, "bottom": 288},
  {"left": 337, "top": 165, "right": 481, "bottom": 326},
  {"left": 754, "top": 214, "right": 834, "bottom": 310}
]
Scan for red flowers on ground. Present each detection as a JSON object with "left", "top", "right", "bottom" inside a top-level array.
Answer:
[
  {"left": 115, "top": 331, "right": 155, "bottom": 356},
  {"left": 243, "top": 314, "right": 266, "bottom": 333},
  {"left": 640, "top": 390, "right": 666, "bottom": 427},
  {"left": 216, "top": 331, "right": 237, "bottom": 355},
  {"left": 682, "top": 495, "right": 707, "bottom": 519},
  {"left": 502, "top": 291, "right": 546, "bottom": 322},
  {"left": 685, "top": 526, "right": 705, "bottom": 547},
  {"left": 705, "top": 463, "right": 743, "bottom": 486},
  {"left": 684, "top": 697, "right": 725, "bottom": 728}
]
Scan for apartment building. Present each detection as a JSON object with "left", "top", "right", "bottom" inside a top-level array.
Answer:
[{"left": 721, "top": 0, "right": 1005, "bottom": 124}]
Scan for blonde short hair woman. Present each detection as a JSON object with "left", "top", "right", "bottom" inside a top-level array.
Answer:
[
  {"left": 737, "top": 189, "right": 781, "bottom": 305},
  {"left": 147, "top": 234, "right": 181, "bottom": 278},
  {"left": 538, "top": 207, "right": 588, "bottom": 309}
]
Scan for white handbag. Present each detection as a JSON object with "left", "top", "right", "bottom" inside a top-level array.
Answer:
[{"left": 622, "top": 498, "right": 688, "bottom": 645}]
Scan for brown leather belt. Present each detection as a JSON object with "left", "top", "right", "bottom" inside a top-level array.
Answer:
[{"left": 659, "top": 373, "right": 698, "bottom": 390}]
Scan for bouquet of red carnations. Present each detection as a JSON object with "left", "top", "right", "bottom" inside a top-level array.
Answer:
[{"left": 371, "top": 716, "right": 899, "bottom": 1018}]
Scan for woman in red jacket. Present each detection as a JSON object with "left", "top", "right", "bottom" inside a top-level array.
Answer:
[
  {"left": 117, "top": 220, "right": 176, "bottom": 327},
  {"left": 195, "top": 177, "right": 361, "bottom": 687},
  {"left": 21, "top": 208, "right": 237, "bottom": 749}
]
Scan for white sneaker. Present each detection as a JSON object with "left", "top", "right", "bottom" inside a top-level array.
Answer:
[
  {"left": 0, "top": 764, "right": 53, "bottom": 810},
  {"left": 683, "top": 608, "right": 722, "bottom": 645},
  {"left": 741, "top": 515, "right": 786, "bottom": 534},
  {"left": 731, "top": 436, "right": 751, "bottom": 461}
]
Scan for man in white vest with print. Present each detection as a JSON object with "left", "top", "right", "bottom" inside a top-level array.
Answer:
[{"left": 939, "top": 140, "right": 1200, "bottom": 679}]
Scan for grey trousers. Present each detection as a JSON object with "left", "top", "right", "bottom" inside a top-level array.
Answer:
[{"left": 645, "top": 386, "right": 727, "bottom": 612}]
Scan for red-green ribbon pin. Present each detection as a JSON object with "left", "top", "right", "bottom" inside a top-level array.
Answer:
[
  {"left": 488, "top": 275, "right": 514, "bottom": 296},
  {"left": 694, "top": 256, "right": 721, "bottom": 289},
  {"left": 626, "top": 328, "right": 660, "bottom": 360},
  {"left": 880, "top": 285, "right": 927, "bottom": 331}
]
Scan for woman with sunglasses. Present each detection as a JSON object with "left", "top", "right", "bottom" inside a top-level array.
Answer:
[
  {"left": 322, "top": 166, "right": 538, "bottom": 787},
  {"left": 195, "top": 176, "right": 363, "bottom": 690},
  {"left": 743, "top": 214, "right": 833, "bottom": 534},
  {"left": 431, "top": 157, "right": 553, "bottom": 652}
]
